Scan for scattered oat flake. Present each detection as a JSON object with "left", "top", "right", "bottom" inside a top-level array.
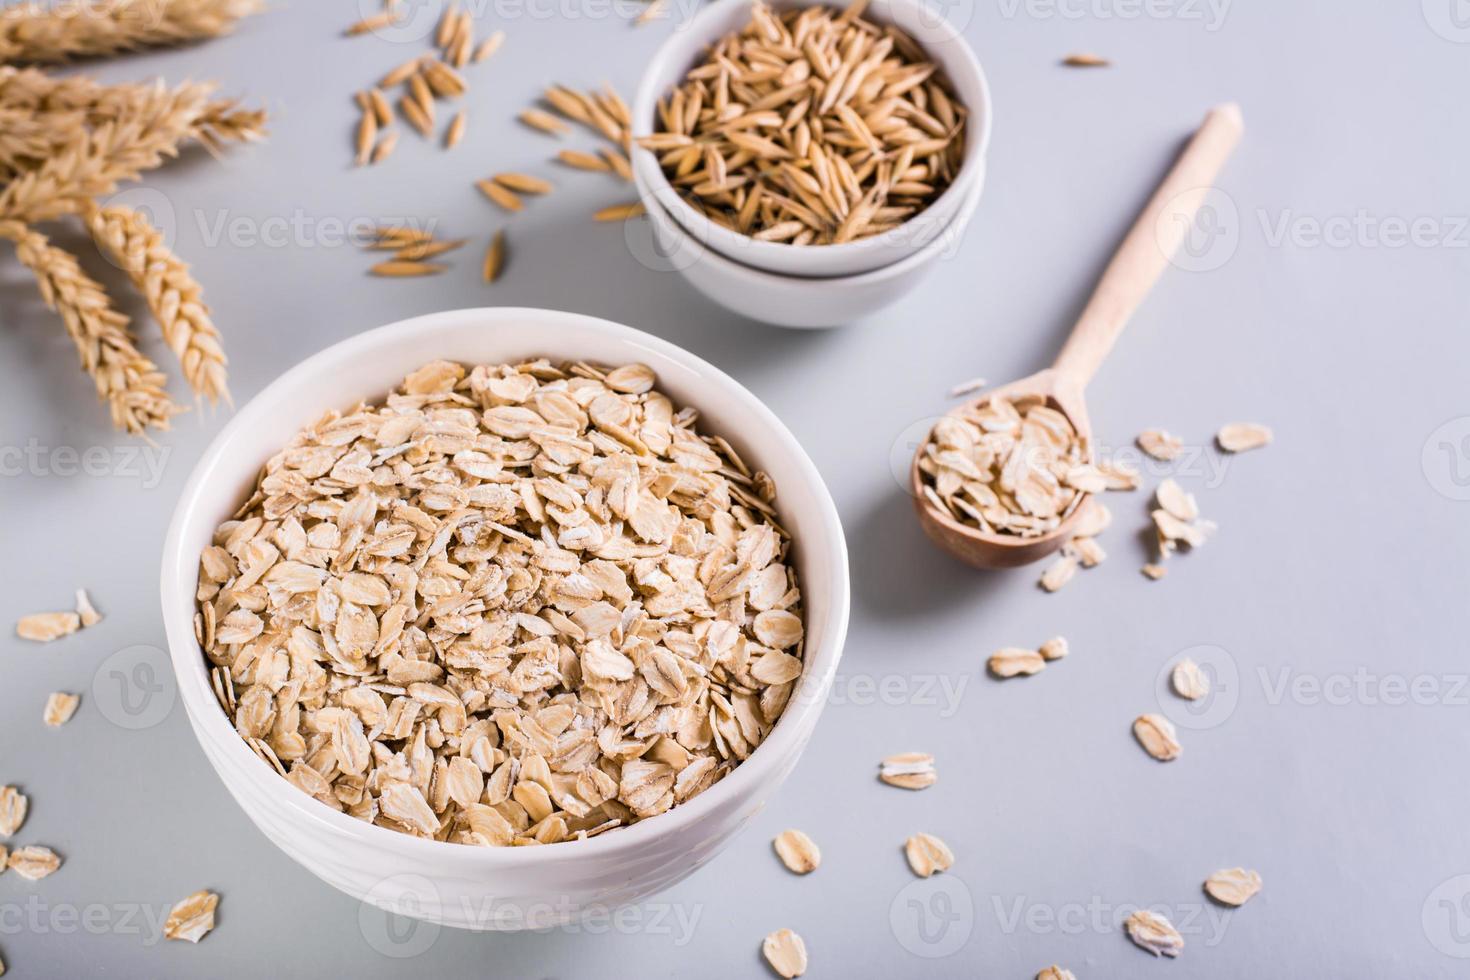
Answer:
[
  {"left": 1070, "top": 535, "right": 1106, "bottom": 568},
  {"left": 947, "top": 376, "right": 988, "bottom": 398},
  {"left": 1097, "top": 458, "right": 1141, "bottom": 491},
  {"left": 1039, "top": 636, "right": 1069, "bottom": 661},
  {"left": 7, "top": 846, "right": 61, "bottom": 881},
  {"left": 1062, "top": 53, "right": 1110, "bottom": 67},
  {"left": 1126, "top": 909, "right": 1184, "bottom": 957},
  {"left": 0, "top": 788, "right": 25, "bottom": 838},
  {"left": 762, "top": 928, "right": 807, "bottom": 978},
  {"left": 164, "top": 890, "right": 219, "bottom": 943},
  {"left": 989, "top": 647, "right": 1045, "bottom": 678},
  {"left": 1039, "top": 555, "right": 1078, "bottom": 593},
  {"left": 1204, "top": 868, "right": 1262, "bottom": 906},
  {"left": 904, "top": 832, "right": 954, "bottom": 878},
  {"left": 1137, "top": 429, "right": 1182, "bottom": 461},
  {"left": 1037, "top": 968, "right": 1076, "bottom": 980},
  {"left": 1156, "top": 478, "right": 1199, "bottom": 522},
  {"left": 1153, "top": 509, "right": 1210, "bottom": 550},
  {"left": 1071, "top": 500, "right": 1111, "bottom": 538},
  {"left": 1172, "top": 659, "right": 1209, "bottom": 700},
  {"left": 1217, "top": 422, "right": 1272, "bottom": 453},
  {"left": 75, "top": 589, "right": 102, "bottom": 627},
  {"left": 879, "top": 753, "right": 936, "bottom": 790},
  {"left": 1133, "top": 714, "right": 1181, "bottom": 761},
  {"left": 1142, "top": 563, "right": 1167, "bottom": 580},
  {"left": 16, "top": 611, "right": 80, "bottom": 642},
  {"left": 773, "top": 830, "right": 820, "bottom": 874},
  {"left": 43, "top": 693, "right": 79, "bottom": 727}
]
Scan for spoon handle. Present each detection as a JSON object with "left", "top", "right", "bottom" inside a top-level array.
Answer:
[{"left": 1052, "top": 102, "right": 1244, "bottom": 388}]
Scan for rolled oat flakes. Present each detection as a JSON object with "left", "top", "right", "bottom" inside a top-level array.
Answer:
[{"left": 196, "top": 359, "right": 804, "bottom": 846}]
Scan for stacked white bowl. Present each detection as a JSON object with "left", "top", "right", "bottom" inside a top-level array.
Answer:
[{"left": 631, "top": 0, "right": 992, "bottom": 328}]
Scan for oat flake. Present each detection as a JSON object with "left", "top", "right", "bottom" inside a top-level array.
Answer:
[
  {"left": 42, "top": 693, "right": 79, "bottom": 727},
  {"left": 1172, "top": 659, "right": 1209, "bottom": 700},
  {"left": 989, "top": 647, "right": 1045, "bottom": 678},
  {"left": 762, "top": 928, "right": 807, "bottom": 978},
  {"left": 1217, "top": 422, "right": 1271, "bottom": 453},
  {"left": 904, "top": 832, "right": 954, "bottom": 878},
  {"left": 0, "top": 788, "right": 26, "bottom": 838},
  {"left": 879, "top": 753, "right": 936, "bottom": 790},
  {"left": 164, "top": 890, "right": 219, "bottom": 943},
  {"left": 1125, "top": 909, "right": 1184, "bottom": 957},
  {"left": 1133, "top": 714, "right": 1181, "bottom": 761},
  {"left": 773, "top": 829, "right": 820, "bottom": 874},
  {"left": 7, "top": 846, "right": 61, "bottom": 881},
  {"left": 1204, "top": 868, "right": 1262, "bottom": 906}
]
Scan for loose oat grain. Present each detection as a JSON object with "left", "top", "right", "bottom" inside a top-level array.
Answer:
[
  {"left": 16, "top": 611, "right": 80, "bottom": 642},
  {"left": 773, "top": 829, "right": 820, "bottom": 874},
  {"left": 1125, "top": 909, "right": 1183, "bottom": 957},
  {"left": 164, "top": 890, "right": 219, "bottom": 942},
  {"left": 1217, "top": 422, "right": 1271, "bottom": 453},
  {"left": 989, "top": 647, "right": 1045, "bottom": 678},
  {"left": 42, "top": 693, "right": 79, "bottom": 727},
  {"left": 763, "top": 927, "right": 808, "bottom": 978},
  {"left": 904, "top": 832, "right": 954, "bottom": 877},
  {"left": 1171, "top": 659, "right": 1209, "bottom": 700},
  {"left": 1133, "top": 714, "right": 1181, "bottom": 761},
  {"left": 1204, "top": 868, "right": 1261, "bottom": 906},
  {"left": 1137, "top": 429, "right": 1182, "bottom": 461},
  {"left": 7, "top": 845, "right": 60, "bottom": 881},
  {"left": 0, "top": 788, "right": 26, "bottom": 838},
  {"left": 879, "top": 752, "right": 935, "bottom": 790}
]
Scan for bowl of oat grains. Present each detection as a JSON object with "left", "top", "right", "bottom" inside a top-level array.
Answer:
[
  {"left": 631, "top": 0, "right": 990, "bottom": 278},
  {"left": 160, "top": 307, "right": 849, "bottom": 929}
]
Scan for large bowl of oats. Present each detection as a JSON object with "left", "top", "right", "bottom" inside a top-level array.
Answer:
[{"left": 160, "top": 307, "right": 849, "bottom": 930}]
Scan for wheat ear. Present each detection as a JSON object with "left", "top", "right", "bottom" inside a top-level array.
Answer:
[
  {"left": 0, "top": 81, "right": 213, "bottom": 224},
  {"left": 84, "top": 201, "right": 228, "bottom": 405},
  {"left": 0, "top": 100, "right": 265, "bottom": 177},
  {"left": 0, "top": 0, "right": 264, "bottom": 64},
  {"left": 0, "top": 219, "right": 179, "bottom": 433}
]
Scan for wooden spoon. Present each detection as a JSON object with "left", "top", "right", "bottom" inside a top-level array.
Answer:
[{"left": 912, "top": 102, "right": 1245, "bottom": 569}]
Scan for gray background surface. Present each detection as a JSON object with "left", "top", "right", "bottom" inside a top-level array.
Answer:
[{"left": 2, "top": 0, "right": 1468, "bottom": 976}]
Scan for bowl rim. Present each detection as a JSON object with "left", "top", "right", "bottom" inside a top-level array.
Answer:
[
  {"left": 636, "top": 155, "right": 986, "bottom": 285},
  {"left": 160, "top": 306, "right": 851, "bottom": 866},
  {"left": 630, "top": 0, "right": 994, "bottom": 271}
]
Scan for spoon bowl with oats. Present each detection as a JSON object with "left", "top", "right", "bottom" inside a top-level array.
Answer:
[{"left": 912, "top": 103, "right": 1244, "bottom": 569}]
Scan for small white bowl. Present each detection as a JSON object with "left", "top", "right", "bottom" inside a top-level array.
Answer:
[
  {"left": 638, "top": 159, "right": 984, "bottom": 328},
  {"left": 631, "top": 0, "right": 992, "bottom": 279},
  {"left": 160, "top": 308, "right": 850, "bottom": 930}
]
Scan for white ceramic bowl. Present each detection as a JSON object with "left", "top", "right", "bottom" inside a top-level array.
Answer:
[
  {"left": 160, "top": 307, "right": 850, "bottom": 930},
  {"left": 631, "top": 0, "right": 992, "bottom": 279},
  {"left": 638, "top": 159, "right": 983, "bottom": 328}
]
